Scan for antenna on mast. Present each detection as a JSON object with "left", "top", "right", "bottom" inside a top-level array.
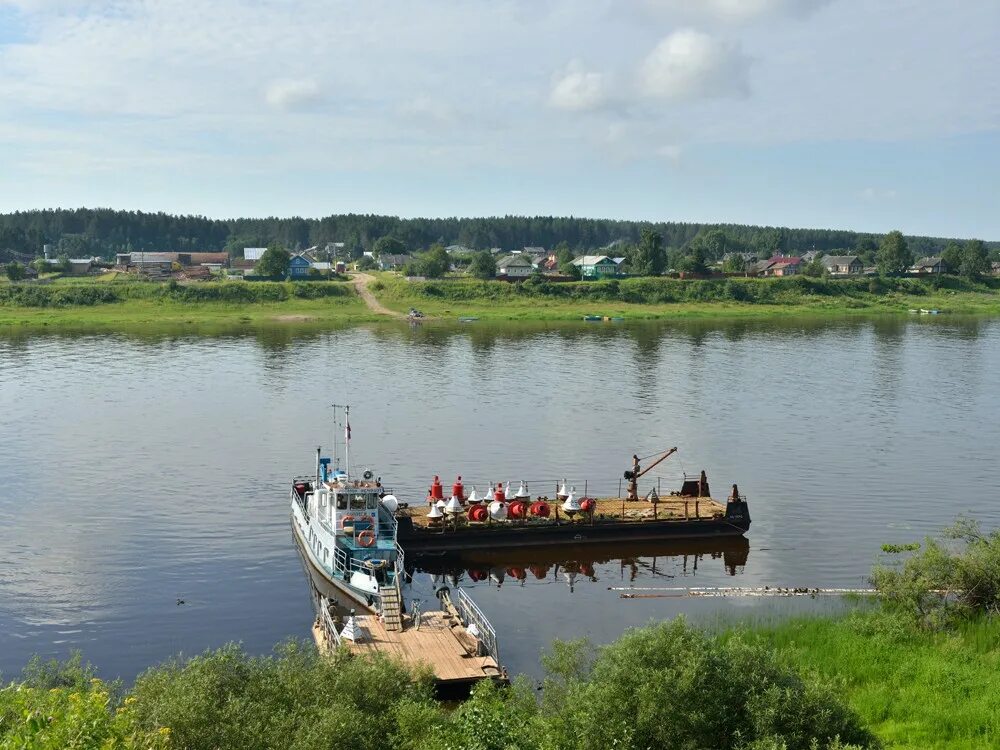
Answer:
[{"left": 330, "top": 404, "right": 339, "bottom": 472}]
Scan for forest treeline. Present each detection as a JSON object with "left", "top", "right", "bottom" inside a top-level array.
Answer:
[{"left": 0, "top": 207, "right": 988, "bottom": 263}]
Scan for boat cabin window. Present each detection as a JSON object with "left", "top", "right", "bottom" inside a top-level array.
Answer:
[
  {"left": 349, "top": 493, "right": 370, "bottom": 510},
  {"left": 335, "top": 493, "right": 347, "bottom": 511}
]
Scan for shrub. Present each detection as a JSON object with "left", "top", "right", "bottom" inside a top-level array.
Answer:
[
  {"left": 872, "top": 518, "right": 1000, "bottom": 628},
  {"left": 127, "top": 641, "right": 435, "bottom": 750},
  {"left": 533, "top": 618, "right": 875, "bottom": 750}
]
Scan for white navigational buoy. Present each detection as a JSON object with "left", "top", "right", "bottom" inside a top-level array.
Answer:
[
  {"left": 340, "top": 615, "right": 363, "bottom": 642},
  {"left": 557, "top": 479, "right": 569, "bottom": 501},
  {"left": 468, "top": 486, "right": 481, "bottom": 504},
  {"left": 489, "top": 500, "right": 507, "bottom": 521},
  {"left": 445, "top": 495, "right": 464, "bottom": 514},
  {"left": 562, "top": 487, "right": 581, "bottom": 514},
  {"left": 514, "top": 480, "right": 529, "bottom": 499},
  {"left": 427, "top": 504, "right": 444, "bottom": 519}
]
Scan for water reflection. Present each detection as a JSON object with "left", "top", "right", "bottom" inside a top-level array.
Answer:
[{"left": 410, "top": 537, "right": 749, "bottom": 593}]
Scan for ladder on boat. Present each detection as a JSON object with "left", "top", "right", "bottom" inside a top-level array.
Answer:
[{"left": 380, "top": 583, "right": 403, "bottom": 632}]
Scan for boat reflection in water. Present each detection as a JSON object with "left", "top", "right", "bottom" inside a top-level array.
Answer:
[{"left": 408, "top": 537, "right": 749, "bottom": 593}]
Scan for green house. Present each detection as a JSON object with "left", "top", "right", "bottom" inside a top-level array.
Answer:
[{"left": 571, "top": 255, "right": 618, "bottom": 279}]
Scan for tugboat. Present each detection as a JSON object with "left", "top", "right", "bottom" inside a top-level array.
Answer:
[{"left": 289, "top": 406, "right": 404, "bottom": 614}]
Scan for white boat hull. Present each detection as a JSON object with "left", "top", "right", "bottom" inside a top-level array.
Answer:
[{"left": 290, "top": 499, "right": 379, "bottom": 613}]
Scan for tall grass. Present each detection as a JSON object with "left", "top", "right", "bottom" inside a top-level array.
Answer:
[
  {"left": 730, "top": 611, "right": 1000, "bottom": 749},
  {"left": 0, "top": 280, "right": 354, "bottom": 308}
]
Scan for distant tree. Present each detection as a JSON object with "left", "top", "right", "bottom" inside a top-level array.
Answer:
[
  {"left": 959, "top": 239, "right": 989, "bottom": 279},
  {"left": 356, "top": 255, "right": 376, "bottom": 271},
  {"left": 854, "top": 236, "right": 879, "bottom": 266},
  {"left": 688, "top": 229, "right": 734, "bottom": 261},
  {"left": 941, "top": 242, "right": 963, "bottom": 275},
  {"left": 559, "top": 260, "right": 581, "bottom": 280},
  {"left": 256, "top": 245, "right": 291, "bottom": 277},
  {"left": 801, "top": 258, "right": 827, "bottom": 277},
  {"left": 57, "top": 254, "right": 72, "bottom": 273},
  {"left": 677, "top": 244, "right": 708, "bottom": 275},
  {"left": 32, "top": 257, "right": 50, "bottom": 275},
  {"left": 5, "top": 261, "right": 26, "bottom": 281},
  {"left": 467, "top": 250, "right": 496, "bottom": 280},
  {"left": 627, "top": 229, "right": 666, "bottom": 276},
  {"left": 876, "top": 230, "right": 911, "bottom": 275},
  {"left": 722, "top": 254, "right": 746, "bottom": 274},
  {"left": 372, "top": 236, "right": 406, "bottom": 258},
  {"left": 419, "top": 245, "right": 450, "bottom": 279}
]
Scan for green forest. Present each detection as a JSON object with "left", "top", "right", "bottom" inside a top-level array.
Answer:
[{"left": 0, "top": 207, "right": 990, "bottom": 264}]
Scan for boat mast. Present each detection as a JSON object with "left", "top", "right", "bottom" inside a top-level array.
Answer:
[
  {"left": 331, "top": 404, "right": 339, "bottom": 472},
  {"left": 344, "top": 404, "right": 351, "bottom": 481},
  {"left": 331, "top": 402, "right": 351, "bottom": 481}
]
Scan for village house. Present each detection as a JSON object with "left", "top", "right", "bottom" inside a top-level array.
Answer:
[
  {"left": 496, "top": 254, "right": 535, "bottom": 278},
  {"left": 752, "top": 256, "right": 802, "bottom": 277},
  {"left": 820, "top": 255, "right": 864, "bottom": 276},
  {"left": 910, "top": 256, "right": 946, "bottom": 275},
  {"left": 571, "top": 255, "right": 618, "bottom": 279},
  {"left": 289, "top": 253, "right": 325, "bottom": 278},
  {"left": 378, "top": 253, "right": 413, "bottom": 271}
]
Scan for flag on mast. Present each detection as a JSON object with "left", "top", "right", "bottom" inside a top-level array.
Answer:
[{"left": 345, "top": 420, "right": 351, "bottom": 442}]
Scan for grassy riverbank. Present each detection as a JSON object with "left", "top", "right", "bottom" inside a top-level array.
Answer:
[
  {"left": 0, "top": 280, "right": 375, "bottom": 327},
  {"left": 733, "top": 612, "right": 1000, "bottom": 749},
  {"left": 372, "top": 274, "right": 1000, "bottom": 321},
  {"left": 3, "top": 274, "right": 1000, "bottom": 328}
]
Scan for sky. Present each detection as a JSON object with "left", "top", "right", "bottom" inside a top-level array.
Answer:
[{"left": 0, "top": 0, "right": 997, "bottom": 239}]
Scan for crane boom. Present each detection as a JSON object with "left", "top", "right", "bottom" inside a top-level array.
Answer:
[{"left": 624, "top": 447, "right": 678, "bottom": 501}]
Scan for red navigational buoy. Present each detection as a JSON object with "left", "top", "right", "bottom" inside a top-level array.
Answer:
[
  {"left": 580, "top": 498, "right": 596, "bottom": 513},
  {"left": 529, "top": 501, "right": 550, "bottom": 518},
  {"left": 467, "top": 504, "right": 488, "bottom": 522},
  {"left": 494, "top": 481, "right": 506, "bottom": 501},
  {"left": 429, "top": 475, "right": 444, "bottom": 501},
  {"left": 452, "top": 475, "right": 464, "bottom": 501},
  {"left": 508, "top": 500, "right": 527, "bottom": 519}
]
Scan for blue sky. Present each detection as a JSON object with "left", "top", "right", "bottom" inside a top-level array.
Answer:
[{"left": 0, "top": 0, "right": 997, "bottom": 239}]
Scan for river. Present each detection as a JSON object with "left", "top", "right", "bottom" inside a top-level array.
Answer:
[{"left": 1, "top": 316, "right": 998, "bottom": 682}]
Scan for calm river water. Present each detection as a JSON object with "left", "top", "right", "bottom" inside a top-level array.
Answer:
[{"left": 1, "top": 317, "right": 999, "bottom": 682}]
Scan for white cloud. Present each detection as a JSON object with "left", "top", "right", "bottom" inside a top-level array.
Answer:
[
  {"left": 638, "top": 29, "right": 749, "bottom": 101},
  {"left": 656, "top": 143, "right": 682, "bottom": 161},
  {"left": 641, "top": 0, "right": 830, "bottom": 24},
  {"left": 549, "top": 60, "right": 610, "bottom": 112},
  {"left": 860, "top": 187, "right": 897, "bottom": 201},
  {"left": 264, "top": 79, "right": 321, "bottom": 111}
]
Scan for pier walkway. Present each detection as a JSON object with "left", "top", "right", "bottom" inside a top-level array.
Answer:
[{"left": 312, "top": 588, "right": 504, "bottom": 693}]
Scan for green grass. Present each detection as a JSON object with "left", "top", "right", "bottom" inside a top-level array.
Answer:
[
  {"left": 729, "top": 612, "right": 1000, "bottom": 749},
  {"left": 0, "top": 280, "right": 377, "bottom": 328},
  {"left": 370, "top": 274, "right": 1000, "bottom": 321}
]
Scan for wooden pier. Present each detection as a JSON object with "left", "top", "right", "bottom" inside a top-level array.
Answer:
[{"left": 312, "top": 589, "right": 504, "bottom": 695}]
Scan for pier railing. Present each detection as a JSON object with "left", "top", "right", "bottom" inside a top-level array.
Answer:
[
  {"left": 316, "top": 595, "right": 343, "bottom": 649},
  {"left": 454, "top": 588, "right": 499, "bottom": 663}
]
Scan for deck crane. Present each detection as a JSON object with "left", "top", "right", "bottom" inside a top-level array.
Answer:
[{"left": 624, "top": 447, "right": 677, "bottom": 501}]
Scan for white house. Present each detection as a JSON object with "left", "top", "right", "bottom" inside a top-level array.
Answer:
[{"left": 497, "top": 254, "right": 534, "bottom": 278}]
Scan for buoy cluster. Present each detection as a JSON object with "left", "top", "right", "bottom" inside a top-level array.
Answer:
[{"left": 425, "top": 476, "right": 597, "bottom": 523}]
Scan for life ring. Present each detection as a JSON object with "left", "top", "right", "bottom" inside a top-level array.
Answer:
[
  {"left": 357, "top": 530, "right": 376, "bottom": 547},
  {"left": 340, "top": 515, "right": 356, "bottom": 529}
]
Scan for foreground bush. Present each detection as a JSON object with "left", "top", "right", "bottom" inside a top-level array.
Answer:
[
  {"left": 126, "top": 641, "right": 436, "bottom": 750},
  {"left": 0, "top": 654, "right": 167, "bottom": 749},
  {"left": 529, "top": 618, "right": 875, "bottom": 750}
]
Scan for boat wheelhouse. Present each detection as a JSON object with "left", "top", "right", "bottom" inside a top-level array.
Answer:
[{"left": 290, "top": 447, "right": 404, "bottom": 614}]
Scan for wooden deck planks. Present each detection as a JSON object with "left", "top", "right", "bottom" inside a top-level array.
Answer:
[{"left": 313, "top": 610, "right": 500, "bottom": 684}]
